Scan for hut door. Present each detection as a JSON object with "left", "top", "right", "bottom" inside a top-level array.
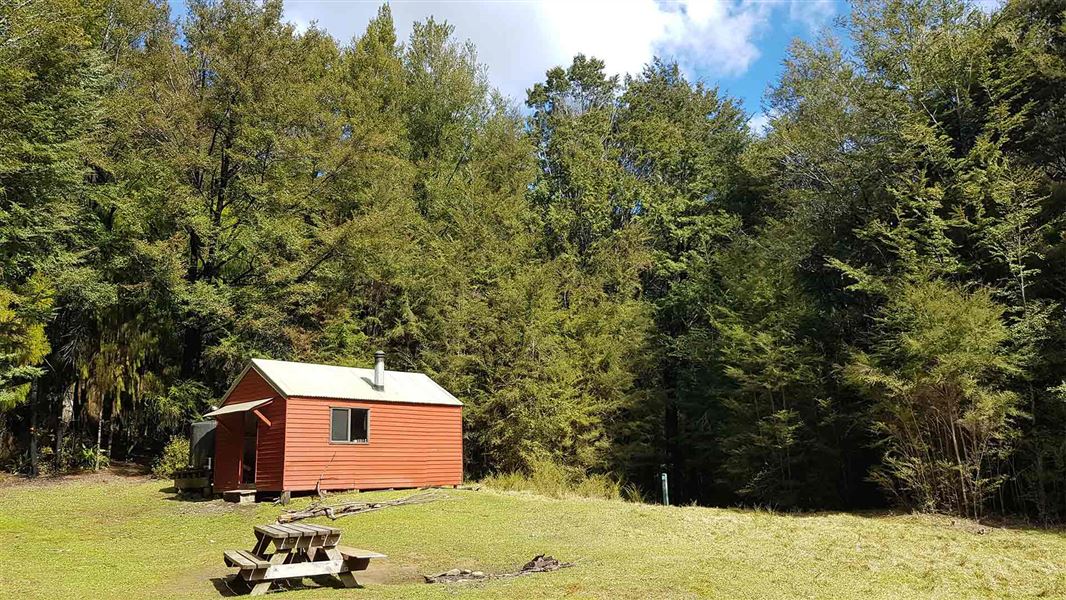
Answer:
[{"left": 241, "top": 411, "right": 257, "bottom": 486}]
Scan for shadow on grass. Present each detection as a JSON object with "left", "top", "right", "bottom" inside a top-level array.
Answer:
[
  {"left": 722, "top": 505, "right": 1066, "bottom": 535},
  {"left": 209, "top": 576, "right": 246, "bottom": 597},
  {"left": 209, "top": 575, "right": 354, "bottom": 597},
  {"left": 0, "top": 461, "right": 151, "bottom": 489},
  {"left": 159, "top": 485, "right": 218, "bottom": 503}
]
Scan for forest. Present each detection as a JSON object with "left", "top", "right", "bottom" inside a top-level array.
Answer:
[{"left": 2, "top": 0, "right": 1065, "bottom": 521}]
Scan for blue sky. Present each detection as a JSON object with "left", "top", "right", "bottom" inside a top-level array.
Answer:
[{"left": 169, "top": 1, "right": 847, "bottom": 126}]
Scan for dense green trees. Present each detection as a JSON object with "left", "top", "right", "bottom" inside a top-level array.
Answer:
[
  {"left": 0, "top": 0, "right": 107, "bottom": 412},
  {"left": 2, "top": 0, "right": 1066, "bottom": 520},
  {"left": 687, "top": 0, "right": 1066, "bottom": 516}
]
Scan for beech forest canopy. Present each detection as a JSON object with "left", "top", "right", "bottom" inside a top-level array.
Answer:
[{"left": 2, "top": 0, "right": 1066, "bottom": 520}]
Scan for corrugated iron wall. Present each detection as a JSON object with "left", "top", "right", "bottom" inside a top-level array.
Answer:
[{"left": 283, "top": 398, "right": 463, "bottom": 491}]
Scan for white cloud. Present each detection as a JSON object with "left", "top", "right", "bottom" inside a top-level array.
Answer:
[
  {"left": 283, "top": 0, "right": 833, "bottom": 102},
  {"left": 658, "top": 1, "right": 771, "bottom": 77},
  {"left": 788, "top": 0, "right": 836, "bottom": 32},
  {"left": 537, "top": 1, "right": 675, "bottom": 77},
  {"left": 747, "top": 111, "right": 771, "bottom": 135}
]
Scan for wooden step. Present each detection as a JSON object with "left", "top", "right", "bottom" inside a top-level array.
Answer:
[{"left": 222, "top": 489, "right": 256, "bottom": 504}]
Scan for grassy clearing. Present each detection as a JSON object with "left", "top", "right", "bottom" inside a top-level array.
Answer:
[{"left": 0, "top": 473, "right": 1063, "bottom": 599}]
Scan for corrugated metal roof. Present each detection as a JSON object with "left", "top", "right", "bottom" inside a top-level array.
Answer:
[
  {"left": 204, "top": 397, "right": 273, "bottom": 417},
  {"left": 246, "top": 358, "right": 462, "bottom": 406}
]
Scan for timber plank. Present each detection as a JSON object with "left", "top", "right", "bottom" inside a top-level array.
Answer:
[
  {"left": 263, "top": 558, "right": 347, "bottom": 579},
  {"left": 224, "top": 550, "right": 255, "bottom": 569},
  {"left": 236, "top": 549, "right": 270, "bottom": 569},
  {"left": 285, "top": 524, "right": 317, "bottom": 536},
  {"left": 336, "top": 545, "right": 387, "bottom": 560},
  {"left": 253, "top": 524, "right": 288, "bottom": 539},
  {"left": 269, "top": 524, "right": 300, "bottom": 536}
]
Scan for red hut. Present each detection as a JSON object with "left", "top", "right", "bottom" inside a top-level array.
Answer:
[{"left": 205, "top": 353, "right": 463, "bottom": 496}]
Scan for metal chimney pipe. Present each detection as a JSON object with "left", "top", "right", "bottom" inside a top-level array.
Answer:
[{"left": 373, "top": 351, "right": 385, "bottom": 390}]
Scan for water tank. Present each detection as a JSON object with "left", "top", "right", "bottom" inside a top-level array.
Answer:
[{"left": 189, "top": 420, "right": 216, "bottom": 470}]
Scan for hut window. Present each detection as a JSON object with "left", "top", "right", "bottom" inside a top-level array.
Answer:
[{"left": 330, "top": 407, "right": 369, "bottom": 443}]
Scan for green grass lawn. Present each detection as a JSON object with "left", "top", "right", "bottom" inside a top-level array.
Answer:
[{"left": 0, "top": 472, "right": 1063, "bottom": 599}]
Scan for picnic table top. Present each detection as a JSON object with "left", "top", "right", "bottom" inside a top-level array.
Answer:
[{"left": 253, "top": 523, "right": 341, "bottom": 541}]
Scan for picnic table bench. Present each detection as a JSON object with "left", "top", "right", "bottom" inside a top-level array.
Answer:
[{"left": 223, "top": 523, "right": 385, "bottom": 595}]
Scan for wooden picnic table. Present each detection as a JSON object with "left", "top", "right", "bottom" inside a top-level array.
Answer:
[{"left": 223, "top": 523, "right": 385, "bottom": 595}]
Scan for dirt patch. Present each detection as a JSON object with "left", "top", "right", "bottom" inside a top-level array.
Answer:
[
  {"left": 948, "top": 518, "right": 995, "bottom": 535},
  {"left": 0, "top": 462, "right": 151, "bottom": 489},
  {"left": 356, "top": 561, "right": 426, "bottom": 585},
  {"left": 425, "top": 554, "right": 574, "bottom": 584}
]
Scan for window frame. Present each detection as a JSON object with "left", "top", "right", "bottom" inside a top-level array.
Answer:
[{"left": 329, "top": 406, "right": 370, "bottom": 444}]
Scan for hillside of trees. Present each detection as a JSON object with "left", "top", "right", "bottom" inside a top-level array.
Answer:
[{"left": 3, "top": 0, "right": 1066, "bottom": 520}]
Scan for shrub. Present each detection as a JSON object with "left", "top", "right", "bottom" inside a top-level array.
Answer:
[
  {"left": 152, "top": 436, "right": 190, "bottom": 479},
  {"left": 75, "top": 444, "right": 108, "bottom": 471},
  {"left": 481, "top": 458, "right": 626, "bottom": 501},
  {"left": 844, "top": 281, "right": 1020, "bottom": 518},
  {"left": 35, "top": 446, "right": 56, "bottom": 476}
]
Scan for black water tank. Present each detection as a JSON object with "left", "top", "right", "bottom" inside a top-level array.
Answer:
[{"left": 189, "top": 420, "right": 216, "bottom": 469}]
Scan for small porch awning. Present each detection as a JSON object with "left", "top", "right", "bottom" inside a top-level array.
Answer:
[{"left": 203, "top": 398, "right": 273, "bottom": 418}]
